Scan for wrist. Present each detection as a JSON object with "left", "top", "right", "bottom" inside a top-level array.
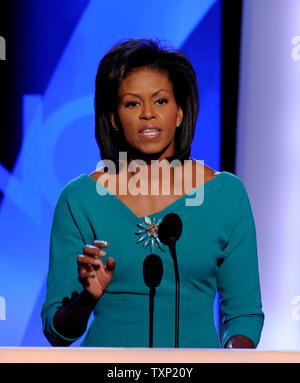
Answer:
[{"left": 80, "top": 289, "right": 102, "bottom": 305}]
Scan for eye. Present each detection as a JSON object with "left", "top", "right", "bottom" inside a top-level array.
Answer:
[
  {"left": 125, "top": 101, "right": 139, "bottom": 108},
  {"left": 155, "top": 98, "right": 169, "bottom": 105}
]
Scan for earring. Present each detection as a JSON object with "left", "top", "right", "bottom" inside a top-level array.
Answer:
[
  {"left": 176, "top": 122, "right": 180, "bottom": 127},
  {"left": 114, "top": 127, "right": 118, "bottom": 131}
]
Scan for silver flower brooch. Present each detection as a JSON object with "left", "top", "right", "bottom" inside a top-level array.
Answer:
[{"left": 135, "top": 216, "right": 165, "bottom": 252}]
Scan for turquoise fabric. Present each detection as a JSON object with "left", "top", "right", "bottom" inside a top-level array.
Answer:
[{"left": 41, "top": 171, "right": 264, "bottom": 348}]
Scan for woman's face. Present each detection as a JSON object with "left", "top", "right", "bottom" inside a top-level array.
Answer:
[{"left": 111, "top": 67, "right": 183, "bottom": 161}]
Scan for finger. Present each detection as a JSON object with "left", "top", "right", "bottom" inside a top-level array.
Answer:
[
  {"left": 105, "top": 257, "right": 116, "bottom": 273},
  {"left": 78, "top": 263, "right": 91, "bottom": 274},
  {"left": 83, "top": 245, "right": 106, "bottom": 258},
  {"left": 92, "top": 240, "right": 109, "bottom": 249},
  {"left": 77, "top": 254, "right": 102, "bottom": 267},
  {"left": 78, "top": 268, "right": 96, "bottom": 282},
  {"left": 78, "top": 258, "right": 99, "bottom": 273},
  {"left": 78, "top": 260, "right": 100, "bottom": 274}
]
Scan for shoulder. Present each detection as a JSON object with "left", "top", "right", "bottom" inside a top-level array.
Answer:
[
  {"left": 56, "top": 174, "right": 90, "bottom": 203},
  {"left": 190, "top": 159, "right": 243, "bottom": 189},
  {"left": 190, "top": 159, "right": 250, "bottom": 209},
  {"left": 52, "top": 174, "right": 99, "bottom": 223},
  {"left": 215, "top": 171, "right": 254, "bottom": 219},
  {"left": 217, "top": 170, "right": 250, "bottom": 203},
  {"left": 219, "top": 170, "right": 247, "bottom": 191}
]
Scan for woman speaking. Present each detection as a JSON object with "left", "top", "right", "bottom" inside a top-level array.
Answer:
[{"left": 41, "top": 38, "right": 264, "bottom": 348}]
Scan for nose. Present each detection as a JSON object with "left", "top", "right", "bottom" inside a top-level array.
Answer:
[{"left": 140, "top": 101, "right": 155, "bottom": 120}]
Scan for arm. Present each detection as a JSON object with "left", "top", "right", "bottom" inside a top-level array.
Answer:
[
  {"left": 52, "top": 241, "right": 115, "bottom": 340},
  {"left": 52, "top": 290, "right": 97, "bottom": 339},
  {"left": 216, "top": 181, "right": 264, "bottom": 348},
  {"left": 41, "top": 188, "right": 89, "bottom": 346},
  {"left": 41, "top": 188, "right": 115, "bottom": 346}
]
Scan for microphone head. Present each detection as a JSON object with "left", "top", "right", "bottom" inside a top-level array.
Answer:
[
  {"left": 157, "top": 213, "right": 182, "bottom": 246},
  {"left": 143, "top": 253, "right": 163, "bottom": 288}
]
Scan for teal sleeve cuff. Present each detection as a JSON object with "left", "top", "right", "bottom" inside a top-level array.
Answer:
[{"left": 222, "top": 314, "right": 264, "bottom": 348}]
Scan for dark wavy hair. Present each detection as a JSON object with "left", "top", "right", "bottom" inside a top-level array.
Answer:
[{"left": 94, "top": 38, "right": 199, "bottom": 167}]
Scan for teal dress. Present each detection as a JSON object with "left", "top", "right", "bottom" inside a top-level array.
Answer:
[{"left": 41, "top": 171, "right": 264, "bottom": 348}]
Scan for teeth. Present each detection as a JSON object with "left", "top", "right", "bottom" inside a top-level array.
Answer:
[
  {"left": 143, "top": 131, "right": 159, "bottom": 136},
  {"left": 141, "top": 129, "right": 159, "bottom": 134}
]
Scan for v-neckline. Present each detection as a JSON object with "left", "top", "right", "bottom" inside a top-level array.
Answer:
[{"left": 82, "top": 172, "right": 225, "bottom": 220}]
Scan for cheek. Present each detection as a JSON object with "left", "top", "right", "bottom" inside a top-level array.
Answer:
[
  {"left": 162, "top": 113, "right": 178, "bottom": 130},
  {"left": 117, "top": 110, "right": 138, "bottom": 142},
  {"left": 161, "top": 104, "right": 179, "bottom": 123},
  {"left": 118, "top": 109, "right": 137, "bottom": 127}
]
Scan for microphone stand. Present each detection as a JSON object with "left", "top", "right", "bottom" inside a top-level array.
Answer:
[
  {"left": 143, "top": 253, "right": 163, "bottom": 348},
  {"left": 148, "top": 285, "right": 155, "bottom": 348},
  {"left": 169, "top": 238, "right": 180, "bottom": 348},
  {"left": 157, "top": 212, "right": 182, "bottom": 349}
]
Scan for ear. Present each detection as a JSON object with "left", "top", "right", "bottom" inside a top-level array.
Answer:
[
  {"left": 176, "top": 106, "right": 183, "bottom": 126},
  {"left": 110, "top": 112, "right": 117, "bottom": 129}
]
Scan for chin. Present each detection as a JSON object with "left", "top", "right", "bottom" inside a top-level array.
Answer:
[
  {"left": 140, "top": 144, "right": 168, "bottom": 155},
  {"left": 127, "top": 139, "right": 175, "bottom": 160}
]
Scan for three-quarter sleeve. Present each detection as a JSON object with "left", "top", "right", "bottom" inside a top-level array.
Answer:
[
  {"left": 41, "top": 187, "right": 86, "bottom": 346},
  {"left": 216, "top": 182, "right": 264, "bottom": 347}
]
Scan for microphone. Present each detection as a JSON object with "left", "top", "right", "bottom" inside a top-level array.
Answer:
[
  {"left": 157, "top": 212, "right": 182, "bottom": 248},
  {"left": 143, "top": 253, "right": 163, "bottom": 347},
  {"left": 158, "top": 213, "right": 182, "bottom": 348}
]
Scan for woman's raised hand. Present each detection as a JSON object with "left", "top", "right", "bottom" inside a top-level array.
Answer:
[{"left": 77, "top": 240, "right": 115, "bottom": 301}]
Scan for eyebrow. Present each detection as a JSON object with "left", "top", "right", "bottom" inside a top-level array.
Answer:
[{"left": 121, "top": 88, "right": 169, "bottom": 99}]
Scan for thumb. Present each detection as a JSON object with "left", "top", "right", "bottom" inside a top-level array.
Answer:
[{"left": 106, "top": 257, "right": 116, "bottom": 273}]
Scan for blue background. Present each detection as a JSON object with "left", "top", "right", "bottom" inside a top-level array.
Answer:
[{"left": 0, "top": 0, "right": 222, "bottom": 346}]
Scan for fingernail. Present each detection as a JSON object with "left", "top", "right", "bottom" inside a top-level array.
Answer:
[
  {"left": 100, "top": 250, "right": 106, "bottom": 256},
  {"left": 95, "top": 240, "right": 108, "bottom": 245}
]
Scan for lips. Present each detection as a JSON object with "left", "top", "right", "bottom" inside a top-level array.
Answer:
[
  {"left": 138, "top": 125, "right": 162, "bottom": 140},
  {"left": 138, "top": 126, "right": 161, "bottom": 133}
]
